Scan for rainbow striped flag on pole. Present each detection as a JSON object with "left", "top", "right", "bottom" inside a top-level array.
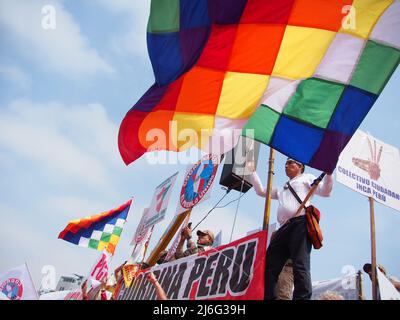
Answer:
[{"left": 58, "top": 199, "right": 132, "bottom": 255}]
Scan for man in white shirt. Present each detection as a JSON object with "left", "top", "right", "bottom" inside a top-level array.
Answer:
[{"left": 250, "top": 158, "right": 333, "bottom": 300}]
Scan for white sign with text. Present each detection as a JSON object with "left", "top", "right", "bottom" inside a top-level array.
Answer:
[{"left": 336, "top": 130, "right": 400, "bottom": 212}]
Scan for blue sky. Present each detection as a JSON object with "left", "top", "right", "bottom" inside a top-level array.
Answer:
[{"left": 0, "top": 0, "right": 399, "bottom": 299}]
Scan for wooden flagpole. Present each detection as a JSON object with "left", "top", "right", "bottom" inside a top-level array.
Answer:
[
  {"left": 293, "top": 173, "right": 327, "bottom": 216},
  {"left": 145, "top": 209, "right": 191, "bottom": 267},
  {"left": 262, "top": 148, "right": 275, "bottom": 231},
  {"left": 369, "top": 196, "right": 378, "bottom": 300}
]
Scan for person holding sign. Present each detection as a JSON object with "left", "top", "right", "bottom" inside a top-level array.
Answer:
[{"left": 249, "top": 158, "right": 333, "bottom": 300}]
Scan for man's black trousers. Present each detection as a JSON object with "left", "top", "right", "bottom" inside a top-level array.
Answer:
[{"left": 264, "top": 215, "right": 312, "bottom": 300}]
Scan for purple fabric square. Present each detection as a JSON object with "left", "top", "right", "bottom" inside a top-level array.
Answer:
[
  {"left": 180, "top": 27, "right": 211, "bottom": 73},
  {"left": 210, "top": 0, "right": 248, "bottom": 25},
  {"left": 310, "top": 130, "right": 352, "bottom": 173},
  {"left": 132, "top": 83, "right": 169, "bottom": 112}
]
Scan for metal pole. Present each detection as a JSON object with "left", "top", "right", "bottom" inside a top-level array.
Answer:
[
  {"left": 357, "top": 270, "right": 364, "bottom": 300},
  {"left": 25, "top": 261, "right": 40, "bottom": 299},
  {"left": 230, "top": 178, "right": 245, "bottom": 243},
  {"left": 262, "top": 148, "right": 275, "bottom": 231},
  {"left": 369, "top": 196, "right": 378, "bottom": 300},
  {"left": 130, "top": 244, "right": 138, "bottom": 259}
]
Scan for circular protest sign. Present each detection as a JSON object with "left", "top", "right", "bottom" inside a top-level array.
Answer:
[
  {"left": 180, "top": 154, "right": 220, "bottom": 209},
  {"left": 0, "top": 278, "right": 23, "bottom": 300}
]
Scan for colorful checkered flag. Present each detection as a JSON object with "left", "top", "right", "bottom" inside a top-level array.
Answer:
[{"left": 58, "top": 199, "right": 132, "bottom": 255}]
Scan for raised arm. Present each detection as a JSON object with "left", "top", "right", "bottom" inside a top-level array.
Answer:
[
  {"left": 147, "top": 272, "right": 167, "bottom": 300},
  {"left": 314, "top": 173, "right": 334, "bottom": 197},
  {"left": 249, "top": 171, "right": 278, "bottom": 199},
  {"left": 175, "top": 226, "right": 194, "bottom": 259}
]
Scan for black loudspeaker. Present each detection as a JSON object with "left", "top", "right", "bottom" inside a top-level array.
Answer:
[{"left": 219, "top": 136, "right": 260, "bottom": 193}]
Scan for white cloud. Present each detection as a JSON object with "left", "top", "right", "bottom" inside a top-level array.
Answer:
[
  {"left": 97, "top": 0, "right": 149, "bottom": 13},
  {"left": 0, "top": 99, "right": 120, "bottom": 189},
  {"left": 43, "top": 196, "right": 111, "bottom": 221},
  {"left": 0, "top": 64, "right": 31, "bottom": 89},
  {"left": 0, "top": 0, "right": 113, "bottom": 77},
  {"left": 97, "top": 0, "right": 151, "bottom": 59},
  {"left": 0, "top": 203, "right": 100, "bottom": 288}
]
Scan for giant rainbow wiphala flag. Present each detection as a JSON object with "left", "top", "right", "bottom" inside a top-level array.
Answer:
[{"left": 118, "top": 0, "right": 399, "bottom": 171}]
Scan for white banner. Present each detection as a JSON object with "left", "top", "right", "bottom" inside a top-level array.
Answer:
[
  {"left": 88, "top": 251, "right": 111, "bottom": 283},
  {"left": 130, "top": 226, "right": 153, "bottom": 263},
  {"left": 377, "top": 268, "right": 400, "bottom": 300},
  {"left": 145, "top": 172, "right": 179, "bottom": 228},
  {"left": 0, "top": 263, "right": 38, "bottom": 300},
  {"left": 130, "top": 208, "right": 151, "bottom": 246},
  {"left": 118, "top": 231, "right": 267, "bottom": 300},
  {"left": 311, "top": 273, "right": 359, "bottom": 300},
  {"left": 336, "top": 130, "right": 400, "bottom": 212}
]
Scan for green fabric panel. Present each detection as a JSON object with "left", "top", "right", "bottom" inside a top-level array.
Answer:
[
  {"left": 100, "top": 233, "right": 111, "bottom": 242},
  {"left": 242, "top": 105, "right": 280, "bottom": 144},
  {"left": 113, "top": 226, "right": 122, "bottom": 237},
  {"left": 88, "top": 239, "right": 99, "bottom": 249},
  {"left": 283, "top": 78, "right": 344, "bottom": 129},
  {"left": 147, "top": 0, "right": 180, "bottom": 33},
  {"left": 350, "top": 41, "right": 400, "bottom": 95}
]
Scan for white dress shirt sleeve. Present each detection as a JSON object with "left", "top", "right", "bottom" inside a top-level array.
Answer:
[
  {"left": 250, "top": 172, "right": 278, "bottom": 199},
  {"left": 314, "top": 173, "right": 334, "bottom": 197}
]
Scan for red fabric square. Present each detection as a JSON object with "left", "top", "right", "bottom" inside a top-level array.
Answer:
[
  {"left": 155, "top": 77, "right": 184, "bottom": 111},
  {"left": 241, "top": 0, "right": 296, "bottom": 24},
  {"left": 196, "top": 24, "right": 238, "bottom": 71}
]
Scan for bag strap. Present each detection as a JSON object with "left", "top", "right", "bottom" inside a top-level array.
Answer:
[
  {"left": 286, "top": 182, "right": 307, "bottom": 218},
  {"left": 286, "top": 175, "right": 322, "bottom": 205},
  {"left": 285, "top": 182, "right": 303, "bottom": 205},
  {"left": 286, "top": 181, "right": 311, "bottom": 218},
  {"left": 291, "top": 173, "right": 326, "bottom": 218}
]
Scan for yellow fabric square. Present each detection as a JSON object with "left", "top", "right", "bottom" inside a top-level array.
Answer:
[
  {"left": 340, "top": 0, "right": 393, "bottom": 39},
  {"left": 97, "top": 241, "right": 107, "bottom": 251},
  {"left": 216, "top": 72, "right": 269, "bottom": 119},
  {"left": 172, "top": 112, "right": 215, "bottom": 150},
  {"left": 109, "top": 234, "right": 120, "bottom": 246},
  {"left": 272, "top": 26, "right": 336, "bottom": 79}
]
